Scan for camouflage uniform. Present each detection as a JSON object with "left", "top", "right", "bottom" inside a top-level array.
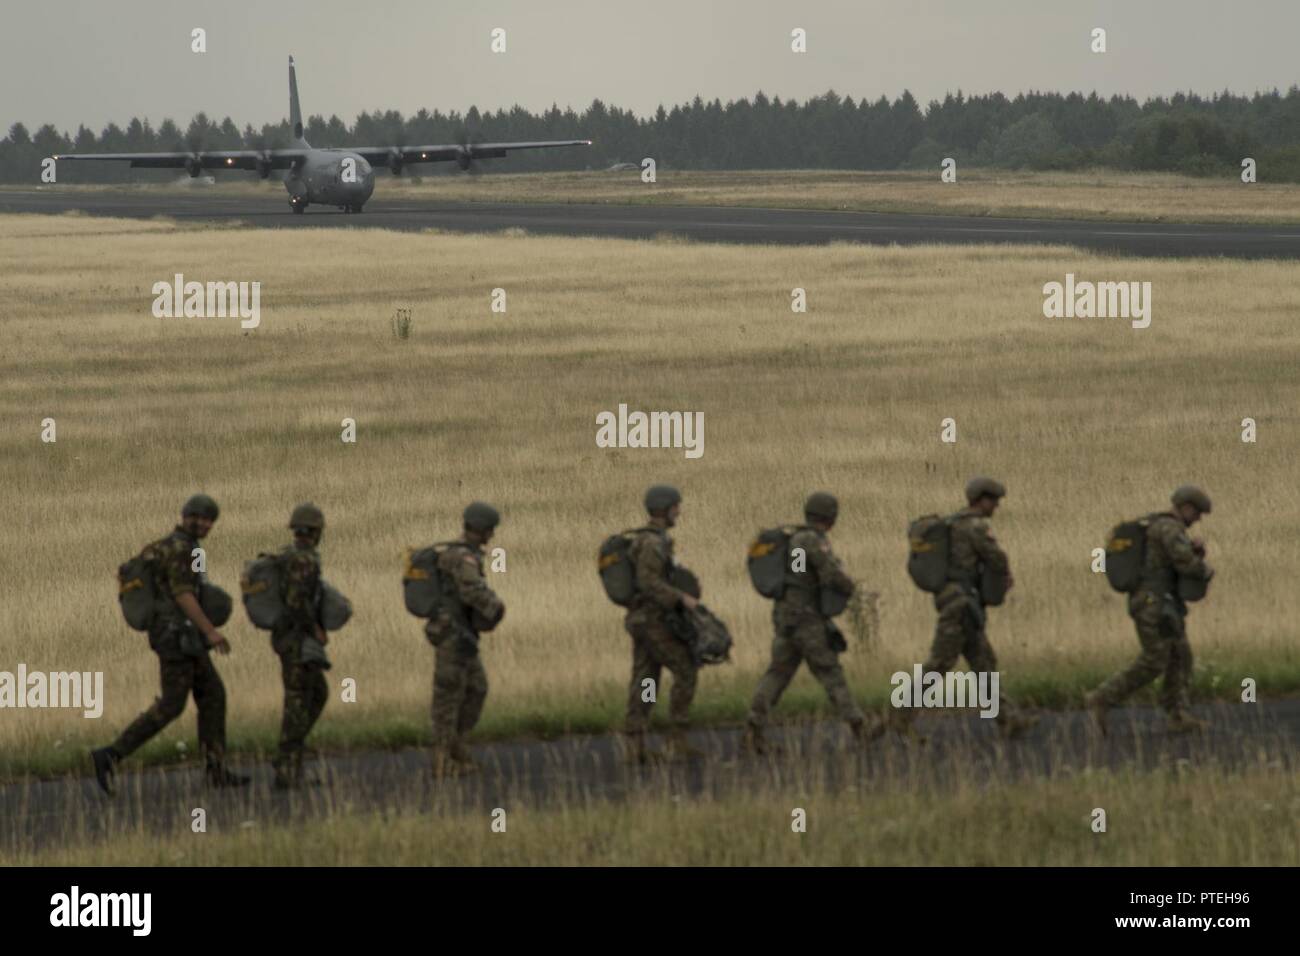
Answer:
[
  {"left": 427, "top": 540, "right": 503, "bottom": 764},
  {"left": 748, "top": 526, "right": 864, "bottom": 733},
  {"left": 624, "top": 524, "right": 697, "bottom": 738},
  {"left": 271, "top": 541, "right": 329, "bottom": 782},
  {"left": 896, "top": 508, "right": 1019, "bottom": 728},
  {"left": 111, "top": 526, "right": 228, "bottom": 767},
  {"left": 1091, "top": 513, "right": 1210, "bottom": 715}
]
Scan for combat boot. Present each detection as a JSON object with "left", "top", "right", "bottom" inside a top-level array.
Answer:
[
  {"left": 666, "top": 729, "right": 704, "bottom": 761},
  {"left": 885, "top": 711, "right": 928, "bottom": 746},
  {"left": 1083, "top": 691, "right": 1110, "bottom": 737},
  {"left": 1166, "top": 711, "right": 1209, "bottom": 734},
  {"left": 91, "top": 747, "right": 118, "bottom": 796},
  {"left": 742, "top": 722, "right": 778, "bottom": 757},
  {"left": 997, "top": 713, "right": 1039, "bottom": 741},
  {"left": 623, "top": 732, "right": 663, "bottom": 766},
  {"left": 206, "top": 765, "right": 251, "bottom": 789},
  {"left": 431, "top": 746, "right": 472, "bottom": 779},
  {"left": 851, "top": 715, "right": 887, "bottom": 747},
  {"left": 450, "top": 741, "right": 481, "bottom": 774}
]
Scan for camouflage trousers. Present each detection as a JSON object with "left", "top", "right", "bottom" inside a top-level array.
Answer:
[
  {"left": 430, "top": 631, "right": 488, "bottom": 755},
  {"left": 625, "top": 613, "right": 698, "bottom": 734},
  {"left": 274, "top": 648, "right": 329, "bottom": 772},
  {"left": 749, "top": 607, "right": 863, "bottom": 730},
  {"left": 112, "top": 652, "right": 227, "bottom": 765},
  {"left": 1092, "top": 592, "right": 1192, "bottom": 714},
  {"left": 895, "top": 590, "right": 1016, "bottom": 725}
]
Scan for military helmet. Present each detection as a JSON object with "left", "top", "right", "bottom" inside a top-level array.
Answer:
[
  {"left": 644, "top": 484, "right": 682, "bottom": 515},
  {"left": 181, "top": 493, "right": 220, "bottom": 521},
  {"left": 289, "top": 502, "right": 325, "bottom": 530},
  {"left": 965, "top": 476, "right": 1006, "bottom": 503},
  {"left": 1171, "top": 485, "right": 1212, "bottom": 514},
  {"left": 804, "top": 491, "right": 839, "bottom": 522},
  {"left": 463, "top": 501, "right": 501, "bottom": 532}
]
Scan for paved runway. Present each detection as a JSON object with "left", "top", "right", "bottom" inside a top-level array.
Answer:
[
  {"left": 2, "top": 700, "right": 1294, "bottom": 854},
  {"left": 4, "top": 188, "right": 1300, "bottom": 258}
]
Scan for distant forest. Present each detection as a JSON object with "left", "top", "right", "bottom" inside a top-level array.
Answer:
[{"left": 6, "top": 87, "right": 1300, "bottom": 182}]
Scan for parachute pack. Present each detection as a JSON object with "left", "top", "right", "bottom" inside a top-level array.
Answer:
[
  {"left": 746, "top": 525, "right": 805, "bottom": 599},
  {"left": 906, "top": 514, "right": 956, "bottom": 593},
  {"left": 906, "top": 512, "right": 1008, "bottom": 606},
  {"left": 665, "top": 604, "right": 733, "bottom": 666},
  {"left": 597, "top": 528, "right": 649, "bottom": 607},
  {"left": 403, "top": 543, "right": 455, "bottom": 618},
  {"left": 242, "top": 551, "right": 351, "bottom": 631},
  {"left": 199, "top": 578, "right": 233, "bottom": 627},
  {"left": 117, "top": 552, "right": 157, "bottom": 632},
  {"left": 748, "top": 525, "right": 853, "bottom": 616},
  {"left": 1104, "top": 514, "right": 1214, "bottom": 602},
  {"left": 242, "top": 552, "right": 287, "bottom": 629},
  {"left": 1104, "top": 516, "right": 1152, "bottom": 594}
]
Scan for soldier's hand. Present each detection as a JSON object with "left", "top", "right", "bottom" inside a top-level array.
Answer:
[
  {"left": 1191, "top": 537, "right": 1206, "bottom": 557},
  {"left": 1006, "top": 571, "right": 1016, "bottom": 591},
  {"left": 680, "top": 594, "right": 699, "bottom": 612},
  {"left": 315, "top": 625, "right": 329, "bottom": 646},
  {"left": 208, "top": 632, "right": 231, "bottom": 655}
]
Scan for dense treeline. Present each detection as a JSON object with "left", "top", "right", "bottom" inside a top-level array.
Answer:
[{"left": 6, "top": 86, "right": 1300, "bottom": 183}]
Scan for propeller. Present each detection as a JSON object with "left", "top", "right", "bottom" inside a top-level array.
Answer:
[{"left": 454, "top": 128, "right": 490, "bottom": 174}]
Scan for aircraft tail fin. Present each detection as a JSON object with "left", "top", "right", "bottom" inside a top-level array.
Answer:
[{"left": 289, "top": 55, "right": 308, "bottom": 145}]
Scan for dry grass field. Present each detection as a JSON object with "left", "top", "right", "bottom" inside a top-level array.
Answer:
[
  {"left": 16, "top": 166, "right": 1300, "bottom": 223},
  {"left": 1, "top": 212, "right": 1297, "bottom": 778},
  {"left": 5, "top": 759, "right": 1296, "bottom": 866}
]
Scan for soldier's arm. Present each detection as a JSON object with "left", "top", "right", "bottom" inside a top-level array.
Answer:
[
  {"left": 1158, "top": 522, "right": 1210, "bottom": 579},
  {"left": 281, "top": 552, "right": 321, "bottom": 631},
  {"left": 802, "top": 534, "right": 856, "bottom": 595},
  {"left": 970, "top": 520, "right": 1010, "bottom": 576},
  {"left": 450, "top": 552, "right": 505, "bottom": 621},
  {"left": 633, "top": 536, "right": 685, "bottom": 610}
]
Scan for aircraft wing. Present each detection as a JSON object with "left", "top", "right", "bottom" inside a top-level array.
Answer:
[
  {"left": 351, "top": 140, "right": 592, "bottom": 167},
  {"left": 53, "top": 149, "right": 311, "bottom": 172}
]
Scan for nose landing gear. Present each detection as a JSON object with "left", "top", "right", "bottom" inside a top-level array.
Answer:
[{"left": 290, "top": 196, "right": 308, "bottom": 214}]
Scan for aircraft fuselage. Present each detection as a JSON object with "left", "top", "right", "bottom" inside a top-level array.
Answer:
[{"left": 285, "top": 150, "right": 375, "bottom": 212}]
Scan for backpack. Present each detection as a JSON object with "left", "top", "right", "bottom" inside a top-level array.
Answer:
[
  {"left": 241, "top": 552, "right": 287, "bottom": 629},
  {"left": 319, "top": 580, "right": 352, "bottom": 630},
  {"left": 598, "top": 528, "right": 651, "bottom": 607},
  {"left": 906, "top": 514, "right": 957, "bottom": 593},
  {"left": 403, "top": 543, "right": 456, "bottom": 618},
  {"left": 117, "top": 551, "right": 158, "bottom": 631},
  {"left": 746, "top": 526, "right": 805, "bottom": 598},
  {"left": 1104, "top": 516, "right": 1153, "bottom": 594}
]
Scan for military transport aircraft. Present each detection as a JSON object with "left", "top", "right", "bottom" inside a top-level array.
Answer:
[{"left": 54, "top": 57, "right": 591, "bottom": 214}]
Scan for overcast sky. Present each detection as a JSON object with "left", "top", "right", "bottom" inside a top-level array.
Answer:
[{"left": 5, "top": 0, "right": 1298, "bottom": 133}]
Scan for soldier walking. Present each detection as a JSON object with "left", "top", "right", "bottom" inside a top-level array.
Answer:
[
  {"left": 1085, "top": 486, "right": 1215, "bottom": 734},
  {"left": 744, "top": 492, "right": 875, "bottom": 754},
  {"left": 623, "top": 485, "right": 702, "bottom": 763},
  {"left": 270, "top": 503, "right": 331, "bottom": 789},
  {"left": 427, "top": 502, "right": 505, "bottom": 778},
  {"left": 892, "top": 478, "right": 1037, "bottom": 740},
  {"left": 92, "top": 494, "right": 248, "bottom": 794}
]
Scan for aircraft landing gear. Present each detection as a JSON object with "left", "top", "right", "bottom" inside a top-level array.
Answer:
[
  {"left": 290, "top": 197, "right": 307, "bottom": 214},
  {"left": 342, "top": 203, "right": 364, "bottom": 214}
]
